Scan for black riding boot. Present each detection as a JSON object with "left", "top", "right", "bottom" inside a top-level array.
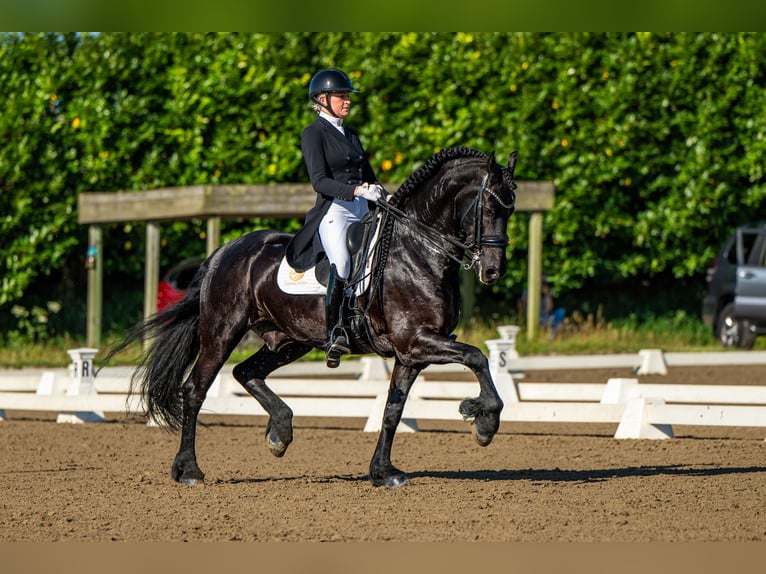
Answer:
[{"left": 325, "top": 264, "right": 350, "bottom": 368}]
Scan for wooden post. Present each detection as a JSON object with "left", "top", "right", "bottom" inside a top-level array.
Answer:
[
  {"left": 461, "top": 269, "right": 475, "bottom": 322},
  {"left": 144, "top": 222, "right": 160, "bottom": 323},
  {"left": 206, "top": 216, "right": 221, "bottom": 255},
  {"left": 526, "top": 212, "right": 543, "bottom": 340},
  {"left": 86, "top": 225, "right": 103, "bottom": 348}
]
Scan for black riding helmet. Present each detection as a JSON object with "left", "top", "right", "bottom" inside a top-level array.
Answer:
[{"left": 309, "top": 68, "right": 359, "bottom": 117}]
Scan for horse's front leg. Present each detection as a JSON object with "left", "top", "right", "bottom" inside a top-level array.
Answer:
[
  {"left": 402, "top": 332, "right": 503, "bottom": 447},
  {"left": 369, "top": 361, "right": 421, "bottom": 487},
  {"left": 456, "top": 345, "right": 504, "bottom": 447}
]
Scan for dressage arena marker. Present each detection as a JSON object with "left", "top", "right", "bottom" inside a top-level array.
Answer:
[
  {"left": 5, "top": 348, "right": 107, "bottom": 424},
  {"left": 56, "top": 348, "right": 105, "bottom": 424},
  {"left": 635, "top": 349, "right": 668, "bottom": 375},
  {"left": 1, "top": 335, "right": 766, "bottom": 439}
]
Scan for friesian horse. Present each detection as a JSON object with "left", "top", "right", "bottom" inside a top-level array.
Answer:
[{"left": 108, "top": 146, "right": 518, "bottom": 487}]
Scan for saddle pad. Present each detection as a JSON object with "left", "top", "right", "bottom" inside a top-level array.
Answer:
[{"left": 276, "top": 257, "right": 326, "bottom": 295}]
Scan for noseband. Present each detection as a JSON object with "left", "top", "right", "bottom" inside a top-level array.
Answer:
[{"left": 377, "top": 172, "right": 513, "bottom": 270}]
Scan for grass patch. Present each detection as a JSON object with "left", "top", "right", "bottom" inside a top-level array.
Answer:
[
  {"left": 1, "top": 311, "right": 760, "bottom": 369},
  {"left": 0, "top": 335, "right": 84, "bottom": 369},
  {"left": 459, "top": 309, "right": 764, "bottom": 356}
]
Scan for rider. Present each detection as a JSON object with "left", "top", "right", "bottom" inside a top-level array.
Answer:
[{"left": 285, "top": 68, "right": 386, "bottom": 368}]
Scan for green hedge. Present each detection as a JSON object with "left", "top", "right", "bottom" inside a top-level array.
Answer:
[{"left": 2, "top": 32, "right": 765, "bottom": 340}]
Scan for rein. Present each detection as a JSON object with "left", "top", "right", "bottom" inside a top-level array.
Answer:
[{"left": 377, "top": 173, "right": 510, "bottom": 270}]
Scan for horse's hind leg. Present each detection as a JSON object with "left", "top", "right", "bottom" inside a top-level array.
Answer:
[
  {"left": 173, "top": 355, "right": 229, "bottom": 485},
  {"left": 173, "top": 312, "right": 252, "bottom": 484},
  {"left": 232, "top": 341, "right": 312, "bottom": 457}
]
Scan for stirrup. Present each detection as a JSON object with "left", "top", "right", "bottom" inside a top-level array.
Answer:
[{"left": 326, "top": 328, "right": 350, "bottom": 368}]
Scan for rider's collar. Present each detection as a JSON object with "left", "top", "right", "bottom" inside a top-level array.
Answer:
[{"left": 319, "top": 111, "right": 344, "bottom": 133}]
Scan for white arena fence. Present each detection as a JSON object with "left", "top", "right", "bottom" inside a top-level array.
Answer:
[{"left": 1, "top": 329, "right": 765, "bottom": 440}]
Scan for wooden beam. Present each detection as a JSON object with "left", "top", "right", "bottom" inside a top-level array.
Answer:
[
  {"left": 77, "top": 181, "right": 554, "bottom": 224},
  {"left": 206, "top": 217, "right": 221, "bottom": 255},
  {"left": 203, "top": 184, "right": 316, "bottom": 218},
  {"left": 513, "top": 181, "right": 555, "bottom": 211}
]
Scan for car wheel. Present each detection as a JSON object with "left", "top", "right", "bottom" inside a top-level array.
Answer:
[{"left": 717, "top": 303, "right": 756, "bottom": 349}]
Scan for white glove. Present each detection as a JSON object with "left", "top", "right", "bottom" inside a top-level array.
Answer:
[{"left": 355, "top": 183, "right": 386, "bottom": 202}]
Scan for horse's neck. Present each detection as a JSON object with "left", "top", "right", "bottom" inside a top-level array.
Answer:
[
  {"left": 385, "top": 158, "right": 482, "bottom": 279},
  {"left": 391, "top": 197, "right": 464, "bottom": 278},
  {"left": 406, "top": 166, "right": 474, "bottom": 229}
]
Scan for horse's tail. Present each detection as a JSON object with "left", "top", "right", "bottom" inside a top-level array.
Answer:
[{"left": 102, "top": 259, "right": 209, "bottom": 430}]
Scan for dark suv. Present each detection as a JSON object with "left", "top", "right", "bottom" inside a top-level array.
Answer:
[{"left": 702, "top": 223, "right": 766, "bottom": 348}]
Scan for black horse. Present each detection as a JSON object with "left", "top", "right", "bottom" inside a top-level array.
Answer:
[{"left": 108, "top": 146, "right": 518, "bottom": 487}]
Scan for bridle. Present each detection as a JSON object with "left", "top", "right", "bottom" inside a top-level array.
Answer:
[
  {"left": 376, "top": 171, "right": 514, "bottom": 270},
  {"left": 462, "top": 173, "right": 514, "bottom": 258}
]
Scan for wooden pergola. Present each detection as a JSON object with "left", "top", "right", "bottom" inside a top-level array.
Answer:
[{"left": 78, "top": 182, "right": 554, "bottom": 347}]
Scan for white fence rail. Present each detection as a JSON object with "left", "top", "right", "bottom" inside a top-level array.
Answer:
[{"left": 1, "top": 344, "right": 766, "bottom": 439}]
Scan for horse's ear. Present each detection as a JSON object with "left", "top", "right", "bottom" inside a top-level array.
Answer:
[
  {"left": 486, "top": 151, "right": 500, "bottom": 180},
  {"left": 506, "top": 151, "right": 519, "bottom": 178}
]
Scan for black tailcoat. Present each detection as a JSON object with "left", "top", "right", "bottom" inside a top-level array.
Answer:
[{"left": 285, "top": 116, "right": 378, "bottom": 272}]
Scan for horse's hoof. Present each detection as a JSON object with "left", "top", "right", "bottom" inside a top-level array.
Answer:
[
  {"left": 171, "top": 458, "right": 205, "bottom": 484},
  {"left": 370, "top": 473, "right": 410, "bottom": 487},
  {"left": 268, "top": 442, "right": 288, "bottom": 457},
  {"left": 180, "top": 477, "right": 203, "bottom": 486},
  {"left": 265, "top": 418, "right": 292, "bottom": 458},
  {"left": 383, "top": 474, "right": 410, "bottom": 488},
  {"left": 471, "top": 424, "right": 494, "bottom": 447},
  {"left": 267, "top": 433, "right": 289, "bottom": 457}
]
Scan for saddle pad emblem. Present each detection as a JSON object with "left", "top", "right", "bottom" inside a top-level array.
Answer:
[{"left": 288, "top": 269, "right": 305, "bottom": 282}]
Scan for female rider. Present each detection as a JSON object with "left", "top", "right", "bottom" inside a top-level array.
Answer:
[{"left": 285, "top": 68, "right": 385, "bottom": 368}]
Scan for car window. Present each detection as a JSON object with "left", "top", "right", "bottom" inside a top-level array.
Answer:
[
  {"left": 751, "top": 234, "right": 766, "bottom": 267},
  {"left": 737, "top": 231, "right": 760, "bottom": 266}
]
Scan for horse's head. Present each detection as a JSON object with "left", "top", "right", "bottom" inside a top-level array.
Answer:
[
  {"left": 456, "top": 150, "right": 518, "bottom": 285},
  {"left": 380, "top": 147, "right": 518, "bottom": 287}
]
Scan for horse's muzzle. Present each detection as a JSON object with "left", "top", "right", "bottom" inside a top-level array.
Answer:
[{"left": 479, "top": 265, "right": 505, "bottom": 285}]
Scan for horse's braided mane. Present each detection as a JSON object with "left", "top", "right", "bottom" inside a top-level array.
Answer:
[{"left": 387, "top": 146, "right": 491, "bottom": 209}]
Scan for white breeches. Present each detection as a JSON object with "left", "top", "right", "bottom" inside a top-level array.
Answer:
[{"left": 318, "top": 197, "right": 369, "bottom": 280}]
